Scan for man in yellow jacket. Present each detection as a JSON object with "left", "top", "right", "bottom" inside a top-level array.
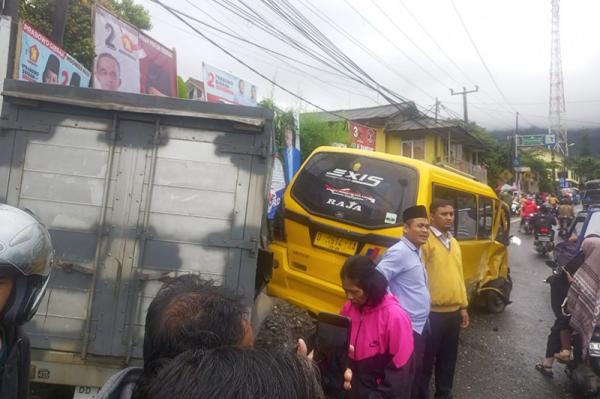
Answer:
[{"left": 417, "top": 199, "right": 469, "bottom": 399}]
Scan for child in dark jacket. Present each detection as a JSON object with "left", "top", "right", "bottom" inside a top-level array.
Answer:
[{"left": 340, "top": 256, "right": 414, "bottom": 399}]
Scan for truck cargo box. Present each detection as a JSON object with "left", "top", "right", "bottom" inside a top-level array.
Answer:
[{"left": 0, "top": 79, "right": 272, "bottom": 389}]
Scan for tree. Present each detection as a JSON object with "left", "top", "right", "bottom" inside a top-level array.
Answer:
[
  {"left": 573, "top": 156, "right": 600, "bottom": 182},
  {"left": 451, "top": 120, "right": 511, "bottom": 187},
  {"left": 520, "top": 149, "right": 558, "bottom": 192},
  {"left": 176, "top": 76, "right": 188, "bottom": 99},
  {"left": 259, "top": 99, "right": 295, "bottom": 151},
  {"left": 20, "top": 0, "right": 151, "bottom": 71},
  {"left": 299, "top": 114, "right": 350, "bottom": 160}
]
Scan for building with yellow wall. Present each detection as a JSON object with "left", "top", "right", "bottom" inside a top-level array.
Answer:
[{"left": 304, "top": 104, "right": 488, "bottom": 182}]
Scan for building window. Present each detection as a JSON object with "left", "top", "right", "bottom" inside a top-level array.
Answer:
[{"left": 401, "top": 139, "right": 425, "bottom": 160}]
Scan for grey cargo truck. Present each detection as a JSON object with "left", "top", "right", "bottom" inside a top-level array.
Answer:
[{"left": 0, "top": 79, "right": 273, "bottom": 397}]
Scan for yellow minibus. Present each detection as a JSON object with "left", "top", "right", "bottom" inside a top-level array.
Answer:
[{"left": 267, "top": 146, "right": 512, "bottom": 315}]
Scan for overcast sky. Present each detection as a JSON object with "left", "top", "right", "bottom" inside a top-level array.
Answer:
[{"left": 139, "top": 0, "right": 600, "bottom": 131}]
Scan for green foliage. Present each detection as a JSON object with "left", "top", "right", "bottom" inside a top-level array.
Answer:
[
  {"left": 451, "top": 120, "right": 510, "bottom": 187},
  {"left": 176, "top": 76, "right": 188, "bottom": 99},
  {"left": 520, "top": 150, "right": 559, "bottom": 192},
  {"left": 299, "top": 114, "right": 350, "bottom": 160},
  {"left": 573, "top": 156, "right": 600, "bottom": 182},
  {"left": 19, "top": 0, "right": 151, "bottom": 71},
  {"left": 259, "top": 99, "right": 295, "bottom": 150}
]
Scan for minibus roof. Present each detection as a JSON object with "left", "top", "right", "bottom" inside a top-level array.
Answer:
[{"left": 311, "top": 146, "right": 497, "bottom": 199}]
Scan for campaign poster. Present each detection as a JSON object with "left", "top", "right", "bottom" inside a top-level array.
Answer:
[
  {"left": 17, "top": 22, "right": 91, "bottom": 87},
  {"left": 267, "top": 157, "right": 286, "bottom": 220},
  {"left": 281, "top": 112, "right": 301, "bottom": 185},
  {"left": 93, "top": 5, "right": 176, "bottom": 96},
  {"left": 203, "top": 63, "right": 257, "bottom": 106},
  {"left": 348, "top": 121, "right": 376, "bottom": 151},
  {"left": 268, "top": 113, "right": 300, "bottom": 219},
  {"left": 139, "top": 33, "right": 177, "bottom": 97}
]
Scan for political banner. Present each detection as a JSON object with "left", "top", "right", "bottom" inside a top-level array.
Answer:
[
  {"left": 203, "top": 63, "right": 257, "bottom": 106},
  {"left": 348, "top": 121, "right": 376, "bottom": 151},
  {"left": 17, "top": 22, "right": 91, "bottom": 87},
  {"left": 268, "top": 112, "right": 301, "bottom": 220},
  {"left": 93, "top": 4, "right": 177, "bottom": 96},
  {"left": 267, "top": 157, "right": 286, "bottom": 220}
]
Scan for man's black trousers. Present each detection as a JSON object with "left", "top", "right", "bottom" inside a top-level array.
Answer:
[{"left": 418, "top": 310, "right": 461, "bottom": 399}]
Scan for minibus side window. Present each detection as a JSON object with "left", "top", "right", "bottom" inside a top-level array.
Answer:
[
  {"left": 495, "top": 206, "right": 510, "bottom": 245},
  {"left": 478, "top": 197, "right": 494, "bottom": 239},
  {"left": 432, "top": 185, "right": 477, "bottom": 240}
]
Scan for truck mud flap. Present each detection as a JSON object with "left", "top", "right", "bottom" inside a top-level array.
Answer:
[{"left": 254, "top": 248, "right": 274, "bottom": 299}]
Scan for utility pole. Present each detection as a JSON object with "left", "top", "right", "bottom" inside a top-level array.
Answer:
[
  {"left": 450, "top": 86, "right": 479, "bottom": 123},
  {"left": 514, "top": 112, "right": 520, "bottom": 192},
  {"left": 51, "top": 0, "right": 69, "bottom": 46},
  {"left": 434, "top": 97, "right": 439, "bottom": 122},
  {"left": 1, "top": 0, "right": 19, "bottom": 80}
]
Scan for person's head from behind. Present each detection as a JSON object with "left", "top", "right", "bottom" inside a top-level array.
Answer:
[
  {"left": 582, "top": 235, "right": 600, "bottom": 264},
  {"left": 540, "top": 204, "right": 550, "bottom": 215},
  {"left": 284, "top": 126, "right": 295, "bottom": 149},
  {"left": 402, "top": 205, "right": 430, "bottom": 247},
  {"left": 142, "top": 275, "right": 250, "bottom": 375},
  {"left": 95, "top": 53, "right": 121, "bottom": 90},
  {"left": 143, "top": 347, "right": 325, "bottom": 399},
  {"left": 0, "top": 205, "right": 53, "bottom": 327},
  {"left": 340, "top": 256, "right": 387, "bottom": 308},
  {"left": 43, "top": 54, "right": 60, "bottom": 84},
  {"left": 430, "top": 199, "right": 454, "bottom": 233}
]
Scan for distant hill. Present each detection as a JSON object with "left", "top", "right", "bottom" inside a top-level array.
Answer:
[{"left": 488, "top": 127, "right": 600, "bottom": 156}]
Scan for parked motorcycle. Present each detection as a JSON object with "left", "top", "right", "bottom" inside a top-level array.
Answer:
[
  {"left": 533, "top": 225, "right": 554, "bottom": 255},
  {"left": 565, "top": 324, "right": 600, "bottom": 398},
  {"left": 545, "top": 259, "right": 600, "bottom": 397}
]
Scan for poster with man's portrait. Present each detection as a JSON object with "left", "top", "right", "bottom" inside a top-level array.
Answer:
[
  {"left": 203, "top": 63, "right": 257, "bottom": 106},
  {"left": 93, "top": 4, "right": 176, "bottom": 96},
  {"left": 17, "top": 22, "right": 90, "bottom": 87}
]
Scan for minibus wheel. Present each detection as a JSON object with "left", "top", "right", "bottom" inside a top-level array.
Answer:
[{"left": 486, "top": 292, "right": 506, "bottom": 313}]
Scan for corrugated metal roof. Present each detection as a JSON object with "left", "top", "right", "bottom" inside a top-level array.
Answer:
[{"left": 303, "top": 103, "right": 416, "bottom": 123}]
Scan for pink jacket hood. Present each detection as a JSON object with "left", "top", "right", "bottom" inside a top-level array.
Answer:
[{"left": 341, "top": 294, "right": 414, "bottom": 368}]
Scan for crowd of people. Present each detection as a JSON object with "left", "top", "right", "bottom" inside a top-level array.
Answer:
[{"left": 1, "top": 196, "right": 599, "bottom": 398}]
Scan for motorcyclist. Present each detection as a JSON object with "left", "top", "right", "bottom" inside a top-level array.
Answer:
[
  {"left": 530, "top": 204, "right": 557, "bottom": 240},
  {"left": 0, "top": 205, "right": 54, "bottom": 399},
  {"left": 557, "top": 199, "right": 575, "bottom": 233},
  {"left": 520, "top": 197, "right": 538, "bottom": 232}
]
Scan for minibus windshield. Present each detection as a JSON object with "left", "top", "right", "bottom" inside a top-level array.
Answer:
[{"left": 291, "top": 152, "right": 418, "bottom": 229}]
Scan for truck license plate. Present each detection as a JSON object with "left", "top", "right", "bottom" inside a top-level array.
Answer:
[
  {"left": 313, "top": 232, "right": 357, "bottom": 256},
  {"left": 73, "top": 386, "right": 101, "bottom": 399}
]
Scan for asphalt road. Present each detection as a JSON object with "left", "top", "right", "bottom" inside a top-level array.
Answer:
[{"left": 452, "top": 218, "right": 579, "bottom": 399}]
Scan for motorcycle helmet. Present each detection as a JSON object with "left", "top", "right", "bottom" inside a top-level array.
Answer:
[
  {"left": 540, "top": 204, "right": 551, "bottom": 215},
  {"left": 0, "top": 204, "right": 53, "bottom": 325}
]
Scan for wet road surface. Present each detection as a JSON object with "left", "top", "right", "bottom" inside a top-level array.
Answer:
[{"left": 453, "top": 219, "right": 579, "bottom": 399}]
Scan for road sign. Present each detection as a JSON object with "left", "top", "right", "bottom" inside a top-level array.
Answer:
[
  {"left": 514, "top": 166, "right": 531, "bottom": 172},
  {"left": 544, "top": 134, "right": 556, "bottom": 145},
  {"left": 516, "top": 135, "right": 545, "bottom": 147}
]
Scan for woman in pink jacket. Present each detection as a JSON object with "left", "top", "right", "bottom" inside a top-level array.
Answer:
[{"left": 340, "top": 256, "right": 414, "bottom": 399}]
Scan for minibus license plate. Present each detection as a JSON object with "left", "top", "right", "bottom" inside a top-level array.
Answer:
[{"left": 314, "top": 232, "right": 357, "bottom": 255}]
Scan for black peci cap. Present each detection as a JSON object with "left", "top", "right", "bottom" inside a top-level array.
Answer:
[{"left": 402, "top": 205, "right": 428, "bottom": 222}]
